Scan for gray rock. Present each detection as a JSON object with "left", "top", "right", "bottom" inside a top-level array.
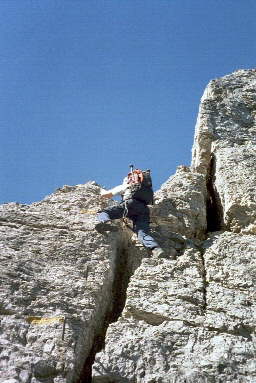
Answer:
[
  {"left": 92, "top": 235, "right": 255, "bottom": 382},
  {"left": 192, "top": 69, "right": 256, "bottom": 234},
  {"left": 212, "top": 144, "right": 256, "bottom": 233},
  {"left": 192, "top": 69, "right": 256, "bottom": 173},
  {"left": 0, "top": 183, "right": 126, "bottom": 382},
  {"left": 152, "top": 165, "right": 207, "bottom": 240}
]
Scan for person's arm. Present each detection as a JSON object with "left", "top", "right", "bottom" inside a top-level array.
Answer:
[{"left": 100, "top": 178, "right": 128, "bottom": 199}]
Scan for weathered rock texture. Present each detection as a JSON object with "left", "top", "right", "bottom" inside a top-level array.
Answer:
[
  {"left": 1, "top": 69, "right": 256, "bottom": 383},
  {"left": 0, "top": 184, "right": 125, "bottom": 382},
  {"left": 192, "top": 69, "right": 256, "bottom": 234}
]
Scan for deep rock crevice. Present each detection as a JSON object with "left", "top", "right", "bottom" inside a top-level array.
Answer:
[
  {"left": 206, "top": 154, "right": 224, "bottom": 232},
  {"left": 77, "top": 235, "right": 140, "bottom": 383},
  {"left": 198, "top": 247, "right": 208, "bottom": 313}
]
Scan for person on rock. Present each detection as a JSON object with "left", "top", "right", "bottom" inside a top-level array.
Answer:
[{"left": 95, "top": 167, "right": 169, "bottom": 259}]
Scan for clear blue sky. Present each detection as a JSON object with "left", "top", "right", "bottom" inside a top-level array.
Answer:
[{"left": 1, "top": 0, "right": 256, "bottom": 204}]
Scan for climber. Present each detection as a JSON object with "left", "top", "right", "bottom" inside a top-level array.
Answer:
[{"left": 95, "top": 166, "right": 166, "bottom": 258}]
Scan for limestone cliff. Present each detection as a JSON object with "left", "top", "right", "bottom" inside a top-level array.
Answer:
[{"left": 1, "top": 69, "right": 256, "bottom": 383}]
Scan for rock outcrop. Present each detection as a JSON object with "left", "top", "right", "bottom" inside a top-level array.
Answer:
[
  {"left": 192, "top": 69, "right": 256, "bottom": 234},
  {"left": 1, "top": 69, "right": 256, "bottom": 383}
]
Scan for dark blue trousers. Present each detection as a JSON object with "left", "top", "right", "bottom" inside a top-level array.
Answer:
[{"left": 97, "top": 199, "right": 159, "bottom": 249}]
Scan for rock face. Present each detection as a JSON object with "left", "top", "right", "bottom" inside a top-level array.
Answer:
[
  {"left": 192, "top": 69, "right": 256, "bottom": 234},
  {"left": 1, "top": 69, "right": 256, "bottom": 383}
]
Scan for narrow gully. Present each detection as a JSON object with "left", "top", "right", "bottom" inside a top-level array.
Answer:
[
  {"left": 206, "top": 154, "right": 224, "bottom": 232},
  {"left": 77, "top": 242, "right": 135, "bottom": 383}
]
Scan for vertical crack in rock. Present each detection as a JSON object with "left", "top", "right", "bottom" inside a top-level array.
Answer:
[
  {"left": 77, "top": 241, "right": 134, "bottom": 383},
  {"left": 198, "top": 247, "right": 207, "bottom": 312},
  {"left": 206, "top": 154, "right": 224, "bottom": 232}
]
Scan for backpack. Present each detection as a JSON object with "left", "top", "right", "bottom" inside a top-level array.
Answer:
[{"left": 127, "top": 169, "right": 154, "bottom": 205}]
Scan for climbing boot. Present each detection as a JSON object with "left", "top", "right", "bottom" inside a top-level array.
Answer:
[
  {"left": 152, "top": 247, "right": 177, "bottom": 260},
  {"left": 152, "top": 247, "right": 166, "bottom": 258},
  {"left": 95, "top": 221, "right": 118, "bottom": 234},
  {"left": 169, "top": 248, "right": 177, "bottom": 260}
]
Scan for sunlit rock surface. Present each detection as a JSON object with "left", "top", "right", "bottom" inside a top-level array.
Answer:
[
  {"left": 0, "top": 184, "right": 127, "bottom": 382},
  {"left": 152, "top": 165, "right": 207, "bottom": 240},
  {"left": 1, "top": 69, "right": 256, "bottom": 383},
  {"left": 192, "top": 69, "right": 256, "bottom": 234}
]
